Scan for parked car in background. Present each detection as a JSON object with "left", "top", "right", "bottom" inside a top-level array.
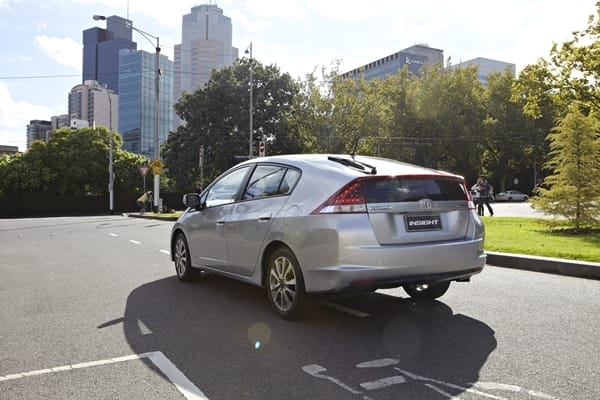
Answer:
[
  {"left": 494, "top": 190, "right": 529, "bottom": 202},
  {"left": 170, "top": 154, "right": 486, "bottom": 319}
]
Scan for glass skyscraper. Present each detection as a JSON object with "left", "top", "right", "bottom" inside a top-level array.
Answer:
[
  {"left": 83, "top": 16, "right": 137, "bottom": 94},
  {"left": 118, "top": 49, "right": 174, "bottom": 159}
]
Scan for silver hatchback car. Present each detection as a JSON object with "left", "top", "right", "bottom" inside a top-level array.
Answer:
[{"left": 170, "top": 154, "right": 486, "bottom": 319}]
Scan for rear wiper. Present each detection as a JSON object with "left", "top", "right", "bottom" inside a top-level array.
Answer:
[{"left": 328, "top": 156, "right": 377, "bottom": 174}]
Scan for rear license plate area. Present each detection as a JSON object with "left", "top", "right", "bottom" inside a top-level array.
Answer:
[{"left": 404, "top": 215, "right": 442, "bottom": 232}]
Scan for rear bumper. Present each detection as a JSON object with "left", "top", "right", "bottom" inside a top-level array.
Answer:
[{"left": 301, "top": 241, "right": 486, "bottom": 293}]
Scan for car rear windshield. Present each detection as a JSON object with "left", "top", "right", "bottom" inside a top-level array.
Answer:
[{"left": 360, "top": 177, "right": 467, "bottom": 203}]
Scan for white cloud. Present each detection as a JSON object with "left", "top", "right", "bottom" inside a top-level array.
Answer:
[
  {"left": 34, "top": 35, "right": 81, "bottom": 70},
  {"left": 0, "top": 83, "right": 52, "bottom": 152}
]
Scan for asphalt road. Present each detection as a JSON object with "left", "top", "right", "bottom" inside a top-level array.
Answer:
[{"left": 1, "top": 215, "right": 598, "bottom": 400}]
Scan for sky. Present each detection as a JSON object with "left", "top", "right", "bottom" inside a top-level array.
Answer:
[{"left": 0, "top": 0, "right": 598, "bottom": 152}]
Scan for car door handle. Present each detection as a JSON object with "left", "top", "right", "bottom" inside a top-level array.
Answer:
[
  {"left": 216, "top": 220, "right": 226, "bottom": 226},
  {"left": 258, "top": 215, "right": 271, "bottom": 223}
]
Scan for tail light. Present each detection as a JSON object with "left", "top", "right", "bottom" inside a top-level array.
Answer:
[
  {"left": 462, "top": 181, "right": 476, "bottom": 210},
  {"left": 311, "top": 179, "right": 367, "bottom": 214}
]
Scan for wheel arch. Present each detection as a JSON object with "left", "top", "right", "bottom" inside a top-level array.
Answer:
[
  {"left": 170, "top": 228, "right": 185, "bottom": 262},
  {"left": 260, "top": 240, "right": 295, "bottom": 288}
]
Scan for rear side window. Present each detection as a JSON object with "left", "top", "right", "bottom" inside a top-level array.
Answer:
[
  {"left": 361, "top": 177, "right": 467, "bottom": 203},
  {"left": 243, "top": 165, "right": 300, "bottom": 200}
]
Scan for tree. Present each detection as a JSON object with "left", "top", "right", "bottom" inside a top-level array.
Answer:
[
  {"left": 548, "top": 2, "right": 600, "bottom": 111},
  {"left": 164, "top": 59, "right": 304, "bottom": 191},
  {"left": 481, "top": 70, "right": 531, "bottom": 192},
  {"left": 0, "top": 127, "right": 153, "bottom": 197},
  {"left": 512, "top": 63, "right": 560, "bottom": 190},
  {"left": 531, "top": 102, "right": 600, "bottom": 230},
  {"left": 286, "top": 64, "right": 337, "bottom": 153}
]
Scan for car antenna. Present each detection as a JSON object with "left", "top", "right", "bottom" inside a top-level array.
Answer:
[{"left": 350, "top": 136, "right": 361, "bottom": 160}]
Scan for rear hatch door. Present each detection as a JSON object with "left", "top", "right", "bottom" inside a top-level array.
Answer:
[{"left": 362, "top": 176, "right": 472, "bottom": 245}]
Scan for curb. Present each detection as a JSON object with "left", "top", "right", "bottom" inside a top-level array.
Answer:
[
  {"left": 486, "top": 251, "right": 600, "bottom": 280},
  {"left": 125, "top": 213, "right": 178, "bottom": 221}
]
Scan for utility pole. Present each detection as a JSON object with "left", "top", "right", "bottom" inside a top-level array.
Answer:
[{"left": 246, "top": 42, "right": 253, "bottom": 158}]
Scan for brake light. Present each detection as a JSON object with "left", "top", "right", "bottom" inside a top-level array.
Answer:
[
  {"left": 462, "top": 182, "right": 476, "bottom": 210},
  {"left": 311, "top": 180, "right": 367, "bottom": 214}
]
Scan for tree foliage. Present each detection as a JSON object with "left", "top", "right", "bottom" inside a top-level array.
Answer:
[
  {"left": 0, "top": 127, "right": 150, "bottom": 197},
  {"left": 532, "top": 103, "right": 600, "bottom": 230},
  {"left": 163, "top": 58, "right": 303, "bottom": 191}
]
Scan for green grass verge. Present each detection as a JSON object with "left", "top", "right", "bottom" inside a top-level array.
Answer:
[{"left": 482, "top": 217, "right": 600, "bottom": 262}]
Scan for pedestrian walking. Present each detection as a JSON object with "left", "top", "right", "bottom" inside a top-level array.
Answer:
[
  {"left": 136, "top": 191, "right": 153, "bottom": 215},
  {"left": 472, "top": 176, "right": 494, "bottom": 216}
]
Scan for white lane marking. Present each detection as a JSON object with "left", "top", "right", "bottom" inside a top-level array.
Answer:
[
  {"left": 317, "top": 300, "right": 371, "bottom": 317},
  {"left": 160, "top": 249, "right": 170, "bottom": 255},
  {"left": 424, "top": 383, "right": 462, "bottom": 399},
  {"left": 473, "top": 382, "right": 521, "bottom": 392},
  {"left": 137, "top": 319, "right": 152, "bottom": 335},
  {"left": 109, "top": 233, "right": 118, "bottom": 237},
  {"left": 129, "top": 240, "right": 141, "bottom": 245},
  {"left": 144, "top": 351, "right": 209, "bottom": 400},
  {"left": 472, "top": 382, "right": 560, "bottom": 400},
  {"left": 0, "top": 352, "right": 209, "bottom": 399},
  {"left": 396, "top": 368, "right": 508, "bottom": 400},
  {"left": 301, "top": 364, "right": 362, "bottom": 395},
  {"left": 360, "top": 375, "right": 405, "bottom": 391},
  {"left": 357, "top": 358, "right": 399, "bottom": 368}
]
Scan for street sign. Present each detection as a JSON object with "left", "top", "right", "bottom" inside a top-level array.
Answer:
[
  {"left": 139, "top": 165, "right": 149, "bottom": 177},
  {"left": 149, "top": 159, "right": 164, "bottom": 175}
]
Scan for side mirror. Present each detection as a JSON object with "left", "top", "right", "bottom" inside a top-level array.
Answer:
[{"left": 183, "top": 193, "right": 202, "bottom": 210}]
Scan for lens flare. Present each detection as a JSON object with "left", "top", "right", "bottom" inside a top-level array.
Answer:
[{"left": 248, "top": 322, "right": 271, "bottom": 349}]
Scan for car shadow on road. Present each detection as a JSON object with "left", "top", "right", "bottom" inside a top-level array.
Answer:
[{"left": 113, "top": 274, "right": 496, "bottom": 399}]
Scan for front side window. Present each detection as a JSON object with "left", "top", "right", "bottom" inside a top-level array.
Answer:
[{"left": 203, "top": 166, "right": 250, "bottom": 208}]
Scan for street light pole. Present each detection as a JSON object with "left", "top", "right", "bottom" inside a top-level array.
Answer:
[
  {"left": 108, "top": 92, "right": 114, "bottom": 214},
  {"left": 92, "top": 14, "right": 161, "bottom": 211},
  {"left": 247, "top": 42, "right": 253, "bottom": 158},
  {"left": 153, "top": 38, "right": 161, "bottom": 211}
]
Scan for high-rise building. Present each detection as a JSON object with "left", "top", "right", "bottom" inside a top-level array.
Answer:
[
  {"left": 0, "top": 145, "right": 19, "bottom": 156},
  {"left": 118, "top": 49, "right": 174, "bottom": 159},
  {"left": 26, "top": 120, "right": 52, "bottom": 149},
  {"left": 83, "top": 15, "right": 137, "bottom": 94},
  {"left": 68, "top": 80, "right": 118, "bottom": 131},
  {"left": 448, "top": 57, "right": 516, "bottom": 85},
  {"left": 51, "top": 114, "right": 70, "bottom": 130},
  {"left": 342, "top": 44, "right": 443, "bottom": 81},
  {"left": 173, "top": 4, "right": 238, "bottom": 125}
]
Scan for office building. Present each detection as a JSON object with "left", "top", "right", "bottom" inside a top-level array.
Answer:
[
  {"left": 0, "top": 145, "right": 19, "bottom": 156},
  {"left": 448, "top": 57, "right": 516, "bottom": 85},
  {"left": 342, "top": 44, "right": 443, "bottom": 81},
  {"left": 173, "top": 4, "right": 238, "bottom": 125},
  {"left": 26, "top": 120, "right": 52, "bottom": 149},
  {"left": 68, "top": 80, "right": 118, "bottom": 131},
  {"left": 83, "top": 15, "right": 137, "bottom": 94},
  {"left": 118, "top": 49, "right": 174, "bottom": 159},
  {"left": 51, "top": 114, "right": 70, "bottom": 130}
]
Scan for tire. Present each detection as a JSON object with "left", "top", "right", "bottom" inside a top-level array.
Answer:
[
  {"left": 403, "top": 281, "right": 450, "bottom": 300},
  {"left": 266, "top": 247, "right": 305, "bottom": 320},
  {"left": 173, "top": 233, "right": 194, "bottom": 282}
]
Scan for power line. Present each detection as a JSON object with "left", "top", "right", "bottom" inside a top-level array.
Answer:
[{"left": 0, "top": 74, "right": 80, "bottom": 80}]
